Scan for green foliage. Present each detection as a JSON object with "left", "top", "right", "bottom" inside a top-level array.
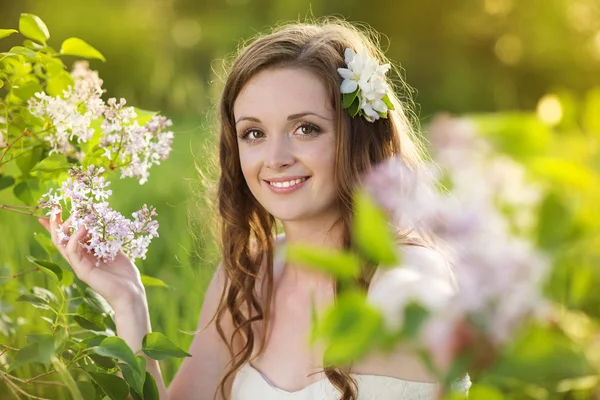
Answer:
[
  {"left": 0, "top": 13, "right": 190, "bottom": 399},
  {"left": 353, "top": 190, "right": 398, "bottom": 266}
]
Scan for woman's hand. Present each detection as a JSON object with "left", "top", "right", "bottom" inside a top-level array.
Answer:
[{"left": 38, "top": 208, "right": 146, "bottom": 312}]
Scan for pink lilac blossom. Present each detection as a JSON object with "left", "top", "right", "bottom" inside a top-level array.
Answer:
[
  {"left": 363, "top": 115, "right": 549, "bottom": 363},
  {"left": 39, "top": 165, "right": 159, "bottom": 265},
  {"left": 100, "top": 99, "right": 174, "bottom": 184}
]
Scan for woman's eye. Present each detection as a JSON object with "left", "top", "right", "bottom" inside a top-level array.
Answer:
[
  {"left": 296, "top": 123, "right": 320, "bottom": 135},
  {"left": 243, "top": 129, "right": 264, "bottom": 140}
]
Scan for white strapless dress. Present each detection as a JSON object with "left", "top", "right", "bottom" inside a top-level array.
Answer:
[{"left": 231, "top": 363, "right": 455, "bottom": 400}]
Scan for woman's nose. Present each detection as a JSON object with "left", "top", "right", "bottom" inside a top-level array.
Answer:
[{"left": 264, "top": 135, "right": 294, "bottom": 170}]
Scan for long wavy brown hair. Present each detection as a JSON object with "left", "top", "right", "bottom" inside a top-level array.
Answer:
[{"left": 214, "top": 18, "right": 427, "bottom": 400}]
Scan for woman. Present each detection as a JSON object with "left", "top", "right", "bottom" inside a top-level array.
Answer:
[{"left": 40, "top": 19, "right": 459, "bottom": 400}]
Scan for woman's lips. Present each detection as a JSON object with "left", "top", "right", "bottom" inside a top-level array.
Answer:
[{"left": 263, "top": 176, "right": 310, "bottom": 194}]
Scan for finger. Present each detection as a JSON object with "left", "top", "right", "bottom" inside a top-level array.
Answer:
[
  {"left": 62, "top": 215, "right": 74, "bottom": 233},
  {"left": 38, "top": 218, "right": 50, "bottom": 232},
  {"left": 48, "top": 208, "right": 64, "bottom": 246},
  {"left": 65, "top": 226, "right": 93, "bottom": 277}
]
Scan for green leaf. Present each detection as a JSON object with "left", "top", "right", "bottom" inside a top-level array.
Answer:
[
  {"left": 286, "top": 245, "right": 361, "bottom": 280},
  {"left": 74, "top": 302, "right": 106, "bottom": 331},
  {"left": 353, "top": 190, "right": 398, "bottom": 266},
  {"left": 142, "top": 332, "right": 191, "bottom": 360},
  {"left": 76, "top": 381, "right": 96, "bottom": 400},
  {"left": 46, "top": 71, "right": 74, "bottom": 97},
  {"left": 89, "top": 372, "right": 129, "bottom": 400},
  {"left": 60, "top": 37, "right": 106, "bottom": 62},
  {"left": 10, "top": 343, "right": 42, "bottom": 371},
  {"left": 13, "top": 179, "right": 40, "bottom": 205},
  {"left": 143, "top": 372, "right": 160, "bottom": 400},
  {"left": 381, "top": 94, "right": 395, "bottom": 111},
  {"left": 0, "top": 29, "right": 18, "bottom": 40},
  {"left": 318, "top": 291, "right": 383, "bottom": 365},
  {"left": 119, "top": 356, "right": 146, "bottom": 398},
  {"left": 37, "top": 334, "right": 56, "bottom": 370},
  {"left": 34, "top": 232, "right": 58, "bottom": 257},
  {"left": 16, "top": 146, "right": 44, "bottom": 176},
  {"left": 83, "top": 287, "right": 112, "bottom": 314},
  {"left": 140, "top": 274, "right": 168, "bottom": 288},
  {"left": 19, "top": 14, "right": 50, "bottom": 44},
  {"left": 342, "top": 89, "right": 359, "bottom": 109},
  {"left": 95, "top": 337, "right": 138, "bottom": 371},
  {"left": 26, "top": 256, "right": 63, "bottom": 281},
  {"left": 347, "top": 97, "right": 360, "bottom": 117},
  {"left": 12, "top": 80, "right": 43, "bottom": 102},
  {"left": 0, "top": 175, "right": 15, "bottom": 191},
  {"left": 89, "top": 353, "right": 117, "bottom": 369},
  {"left": 32, "top": 153, "right": 70, "bottom": 173},
  {"left": 16, "top": 293, "right": 50, "bottom": 310}
]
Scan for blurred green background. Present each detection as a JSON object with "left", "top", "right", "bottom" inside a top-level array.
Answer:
[{"left": 1, "top": 0, "right": 599, "bottom": 385}]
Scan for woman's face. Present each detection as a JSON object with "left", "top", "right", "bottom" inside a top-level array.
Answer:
[{"left": 233, "top": 67, "right": 339, "bottom": 224}]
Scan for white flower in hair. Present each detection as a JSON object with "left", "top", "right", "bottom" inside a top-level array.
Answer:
[{"left": 337, "top": 47, "right": 394, "bottom": 122}]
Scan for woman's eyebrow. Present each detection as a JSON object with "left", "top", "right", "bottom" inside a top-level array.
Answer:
[
  {"left": 235, "top": 111, "right": 332, "bottom": 126},
  {"left": 287, "top": 112, "right": 332, "bottom": 121}
]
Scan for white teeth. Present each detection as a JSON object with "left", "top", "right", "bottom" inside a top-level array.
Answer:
[{"left": 268, "top": 177, "right": 307, "bottom": 188}]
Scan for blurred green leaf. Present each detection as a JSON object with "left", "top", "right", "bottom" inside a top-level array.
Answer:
[
  {"left": 60, "top": 37, "right": 106, "bottom": 62},
  {"left": 536, "top": 192, "right": 573, "bottom": 251},
  {"left": 318, "top": 290, "right": 383, "bottom": 365},
  {"left": 76, "top": 381, "right": 96, "bottom": 400},
  {"left": 489, "top": 325, "right": 592, "bottom": 385},
  {"left": 0, "top": 175, "right": 15, "bottom": 191},
  {"left": 472, "top": 113, "right": 552, "bottom": 160},
  {"left": 74, "top": 302, "right": 106, "bottom": 331},
  {"left": 529, "top": 157, "right": 597, "bottom": 190},
  {"left": 34, "top": 232, "right": 57, "bottom": 257},
  {"left": 0, "top": 29, "right": 18, "bottom": 40},
  {"left": 142, "top": 332, "right": 191, "bottom": 360},
  {"left": 16, "top": 146, "right": 44, "bottom": 176},
  {"left": 89, "top": 372, "right": 129, "bottom": 400},
  {"left": 353, "top": 190, "right": 398, "bottom": 266},
  {"left": 32, "top": 153, "right": 70, "bottom": 173},
  {"left": 286, "top": 245, "right": 361, "bottom": 280},
  {"left": 140, "top": 274, "right": 168, "bottom": 288},
  {"left": 13, "top": 178, "right": 40, "bottom": 205},
  {"left": 46, "top": 70, "right": 74, "bottom": 97},
  {"left": 19, "top": 14, "right": 49, "bottom": 45},
  {"left": 8, "top": 45, "right": 37, "bottom": 59},
  {"left": 12, "top": 80, "right": 43, "bottom": 102},
  {"left": 26, "top": 255, "right": 62, "bottom": 281},
  {"left": 16, "top": 293, "right": 51, "bottom": 310}
]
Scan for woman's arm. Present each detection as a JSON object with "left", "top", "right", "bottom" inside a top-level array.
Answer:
[{"left": 167, "top": 265, "right": 234, "bottom": 400}]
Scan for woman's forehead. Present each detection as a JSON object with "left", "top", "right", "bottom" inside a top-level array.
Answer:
[{"left": 233, "top": 67, "right": 334, "bottom": 121}]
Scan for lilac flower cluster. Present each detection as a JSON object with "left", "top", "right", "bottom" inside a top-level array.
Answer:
[
  {"left": 39, "top": 165, "right": 159, "bottom": 266},
  {"left": 27, "top": 62, "right": 173, "bottom": 184},
  {"left": 363, "top": 115, "right": 549, "bottom": 359},
  {"left": 100, "top": 99, "right": 174, "bottom": 184}
]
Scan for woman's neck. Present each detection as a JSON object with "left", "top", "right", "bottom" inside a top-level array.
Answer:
[{"left": 278, "top": 214, "right": 344, "bottom": 285}]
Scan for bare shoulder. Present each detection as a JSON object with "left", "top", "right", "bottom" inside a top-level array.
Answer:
[{"left": 371, "top": 244, "right": 457, "bottom": 291}]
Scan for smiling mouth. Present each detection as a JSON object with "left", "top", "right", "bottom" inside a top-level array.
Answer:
[{"left": 266, "top": 177, "right": 309, "bottom": 188}]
